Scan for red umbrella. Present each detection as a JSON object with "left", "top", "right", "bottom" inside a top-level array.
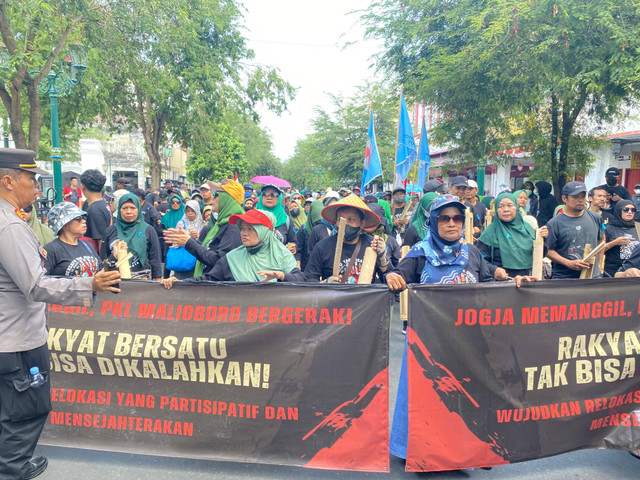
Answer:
[{"left": 250, "top": 175, "right": 291, "bottom": 188}]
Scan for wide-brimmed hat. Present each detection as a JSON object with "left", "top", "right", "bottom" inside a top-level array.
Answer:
[
  {"left": 229, "top": 208, "right": 274, "bottom": 230},
  {"left": 321, "top": 194, "right": 380, "bottom": 229},
  {"left": 206, "top": 179, "right": 244, "bottom": 205},
  {"left": 47, "top": 201, "right": 87, "bottom": 235}
]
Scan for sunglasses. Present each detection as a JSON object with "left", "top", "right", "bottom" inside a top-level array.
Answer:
[
  {"left": 171, "top": 200, "right": 182, "bottom": 204},
  {"left": 622, "top": 207, "right": 637, "bottom": 213},
  {"left": 72, "top": 216, "right": 85, "bottom": 222},
  {"left": 437, "top": 214, "right": 465, "bottom": 224},
  {"left": 262, "top": 192, "right": 279, "bottom": 199},
  {"left": 23, "top": 205, "right": 33, "bottom": 213}
]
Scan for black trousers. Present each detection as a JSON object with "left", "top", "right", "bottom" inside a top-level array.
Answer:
[{"left": 0, "top": 344, "right": 51, "bottom": 480}]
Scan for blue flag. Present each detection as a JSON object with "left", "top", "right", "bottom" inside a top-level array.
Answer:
[
  {"left": 361, "top": 111, "right": 383, "bottom": 193},
  {"left": 394, "top": 93, "right": 417, "bottom": 187},
  {"left": 416, "top": 117, "right": 431, "bottom": 189}
]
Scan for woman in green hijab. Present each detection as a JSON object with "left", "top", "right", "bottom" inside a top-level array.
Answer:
[
  {"left": 161, "top": 209, "right": 304, "bottom": 287},
  {"left": 101, "top": 193, "right": 163, "bottom": 279},
  {"left": 163, "top": 182, "right": 244, "bottom": 277},
  {"left": 160, "top": 194, "right": 185, "bottom": 228},
  {"left": 24, "top": 203, "right": 55, "bottom": 246},
  {"left": 255, "top": 185, "right": 296, "bottom": 248},
  {"left": 477, "top": 192, "right": 536, "bottom": 277},
  {"left": 407, "top": 192, "right": 439, "bottom": 243}
]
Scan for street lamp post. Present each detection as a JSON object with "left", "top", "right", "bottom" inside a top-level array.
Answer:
[{"left": 32, "top": 43, "right": 88, "bottom": 203}]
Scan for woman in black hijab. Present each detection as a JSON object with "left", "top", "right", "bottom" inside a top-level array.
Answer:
[
  {"left": 534, "top": 181, "right": 557, "bottom": 227},
  {"left": 604, "top": 199, "right": 639, "bottom": 277}
]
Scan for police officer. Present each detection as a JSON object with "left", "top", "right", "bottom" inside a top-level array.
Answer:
[{"left": 0, "top": 149, "right": 120, "bottom": 480}]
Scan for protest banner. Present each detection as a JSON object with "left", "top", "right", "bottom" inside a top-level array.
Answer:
[
  {"left": 406, "top": 278, "right": 640, "bottom": 472},
  {"left": 41, "top": 281, "right": 391, "bottom": 472}
]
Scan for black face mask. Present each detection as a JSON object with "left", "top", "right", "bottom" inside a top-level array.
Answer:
[
  {"left": 244, "top": 205, "right": 253, "bottom": 212},
  {"left": 393, "top": 195, "right": 405, "bottom": 204},
  {"left": 246, "top": 241, "right": 264, "bottom": 255},
  {"left": 343, "top": 225, "right": 362, "bottom": 242},
  {"left": 290, "top": 208, "right": 300, "bottom": 217},
  {"left": 606, "top": 177, "right": 617, "bottom": 187}
]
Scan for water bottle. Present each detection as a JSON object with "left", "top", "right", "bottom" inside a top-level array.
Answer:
[{"left": 29, "top": 366, "right": 46, "bottom": 388}]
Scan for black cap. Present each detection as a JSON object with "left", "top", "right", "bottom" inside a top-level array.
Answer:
[
  {"left": 392, "top": 187, "right": 406, "bottom": 195},
  {"left": 132, "top": 188, "right": 146, "bottom": 198},
  {"left": 562, "top": 181, "right": 587, "bottom": 197},
  {"left": 423, "top": 179, "right": 443, "bottom": 193},
  {"left": 449, "top": 175, "right": 469, "bottom": 187},
  {"left": 0, "top": 148, "right": 48, "bottom": 175},
  {"left": 605, "top": 167, "right": 620, "bottom": 177}
]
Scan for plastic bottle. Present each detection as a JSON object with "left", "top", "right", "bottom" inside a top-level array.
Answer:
[{"left": 29, "top": 366, "right": 46, "bottom": 388}]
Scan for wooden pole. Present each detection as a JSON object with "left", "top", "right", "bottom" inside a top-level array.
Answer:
[
  {"left": 579, "top": 243, "right": 593, "bottom": 279},
  {"left": 400, "top": 245, "right": 410, "bottom": 322},
  {"left": 484, "top": 209, "right": 493, "bottom": 229},
  {"left": 465, "top": 207, "right": 474, "bottom": 244},
  {"left": 114, "top": 240, "right": 133, "bottom": 279},
  {"left": 358, "top": 235, "right": 379, "bottom": 284},
  {"left": 332, "top": 217, "right": 347, "bottom": 278},
  {"left": 393, "top": 88, "right": 403, "bottom": 188},
  {"left": 532, "top": 229, "right": 544, "bottom": 280}
]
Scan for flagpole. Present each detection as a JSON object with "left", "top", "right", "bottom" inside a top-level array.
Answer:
[{"left": 394, "top": 88, "right": 403, "bottom": 188}]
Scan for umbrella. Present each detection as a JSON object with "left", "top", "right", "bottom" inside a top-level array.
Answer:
[{"left": 250, "top": 175, "right": 291, "bottom": 188}]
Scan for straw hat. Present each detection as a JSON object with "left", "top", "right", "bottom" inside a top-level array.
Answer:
[{"left": 321, "top": 194, "right": 380, "bottom": 229}]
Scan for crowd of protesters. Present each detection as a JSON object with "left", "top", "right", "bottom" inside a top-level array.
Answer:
[{"left": 3, "top": 147, "right": 640, "bottom": 479}]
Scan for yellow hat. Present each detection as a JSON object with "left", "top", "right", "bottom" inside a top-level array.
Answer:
[
  {"left": 321, "top": 194, "right": 380, "bottom": 229},
  {"left": 206, "top": 179, "right": 244, "bottom": 205}
]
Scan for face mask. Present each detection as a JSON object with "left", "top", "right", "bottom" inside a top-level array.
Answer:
[
  {"left": 606, "top": 177, "right": 617, "bottom": 187},
  {"left": 246, "top": 241, "right": 264, "bottom": 255},
  {"left": 244, "top": 205, "right": 253, "bottom": 212},
  {"left": 635, "top": 189, "right": 640, "bottom": 195},
  {"left": 393, "top": 195, "right": 405, "bottom": 204},
  {"left": 343, "top": 225, "right": 362, "bottom": 242},
  {"left": 213, "top": 212, "right": 219, "bottom": 220},
  {"left": 290, "top": 208, "right": 300, "bottom": 217}
]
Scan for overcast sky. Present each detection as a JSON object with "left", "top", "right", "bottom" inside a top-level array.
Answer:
[{"left": 240, "top": 0, "right": 382, "bottom": 161}]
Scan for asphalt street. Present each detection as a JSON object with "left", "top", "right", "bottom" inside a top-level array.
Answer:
[{"left": 34, "top": 304, "right": 639, "bottom": 480}]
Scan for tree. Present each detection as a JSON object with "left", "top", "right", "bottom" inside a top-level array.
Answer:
[
  {"left": 88, "top": 0, "right": 294, "bottom": 187},
  {"left": 0, "top": 0, "right": 102, "bottom": 152},
  {"left": 283, "top": 83, "right": 398, "bottom": 191},
  {"left": 363, "top": 0, "right": 640, "bottom": 197},
  {"left": 186, "top": 121, "right": 247, "bottom": 184}
]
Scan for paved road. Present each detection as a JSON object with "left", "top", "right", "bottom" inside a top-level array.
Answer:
[{"left": 35, "top": 305, "right": 639, "bottom": 479}]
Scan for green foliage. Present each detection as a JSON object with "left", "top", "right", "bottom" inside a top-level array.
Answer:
[
  {"left": 282, "top": 83, "right": 399, "bottom": 191},
  {"left": 363, "top": 0, "right": 640, "bottom": 196},
  {"left": 186, "top": 122, "right": 247, "bottom": 184}
]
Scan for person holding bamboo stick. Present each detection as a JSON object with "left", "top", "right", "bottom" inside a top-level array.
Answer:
[
  {"left": 545, "top": 182, "right": 604, "bottom": 279},
  {"left": 304, "top": 195, "right": 389, "bottom": 283}
]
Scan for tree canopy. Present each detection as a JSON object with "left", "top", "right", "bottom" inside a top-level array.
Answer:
[
  {"left": 363, "top": 0, "right": 640, "bottom": 196},
  {"left": 282, "top": 83, "right": 399, "bottom": 191}
]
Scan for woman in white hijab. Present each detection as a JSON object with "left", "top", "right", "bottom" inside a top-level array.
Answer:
[{"left": 180, "top": 199, "right": 206, "bottom": 238}]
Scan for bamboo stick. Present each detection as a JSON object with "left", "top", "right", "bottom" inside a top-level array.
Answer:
[
  {"left": 114, "top": 240, "right": 133, "bottom": 279},
  {"left": 400, "top": 245, "right": 410, "bottom": 322},
  {"left": 465, "top": 207, "right": 474, "bottom": 244},
  {"left": 532, "top": 229, "right": 544, "bottom": 280},
  {"left": 332, "top": 217, "right": 347, "bottom": 278},
  {"left": 358, "top": 236, "right": 379, "bottom": 285},
  {"left": 579, "top": 243, "right": 593, "bottom": 279}
]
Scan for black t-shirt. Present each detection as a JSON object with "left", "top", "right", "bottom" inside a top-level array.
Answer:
[
  {"left": 308, "top": 223, "right": 331, "bottom": 256},
  {"left": 304, "top": 233, "right": 383, "bottom": 283},
  {"left": 545, "top": 211, "right": 604, "bottom": 279},
  {"left": 604, "top": 224, "right": 640, "bottom": 277},
  {"left": 401, "top": 224, "right": 421, "bottom": 247},
  {"left": 44, "top": 238, "right": 102, "bottom": 277},
  {"left": 82, "top": 199, "right": 112, "bottom": 241},
  {"left": 156, "top": 202, "right": 170, "bottom": 214}
]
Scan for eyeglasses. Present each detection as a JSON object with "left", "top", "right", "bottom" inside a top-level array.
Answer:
[
  {"left": 622, "top": 207, "right": 637, "bottom": 213},
  {"left": 171, "top": 200, "right": 182, "bottom": 205},
  {"left": 262, "top": 192, "right": 279, "bottom": 199},
  {"left": 437, "top": 214, "right": 465, "bottom": 224}
]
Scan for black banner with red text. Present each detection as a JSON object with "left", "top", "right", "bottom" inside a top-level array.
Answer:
[
  {"left": 406, "top": 278, "right": 640, "bottom": 472},
  {"left": 40, "top": 281, "right": 391, "bottom": 472}
]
